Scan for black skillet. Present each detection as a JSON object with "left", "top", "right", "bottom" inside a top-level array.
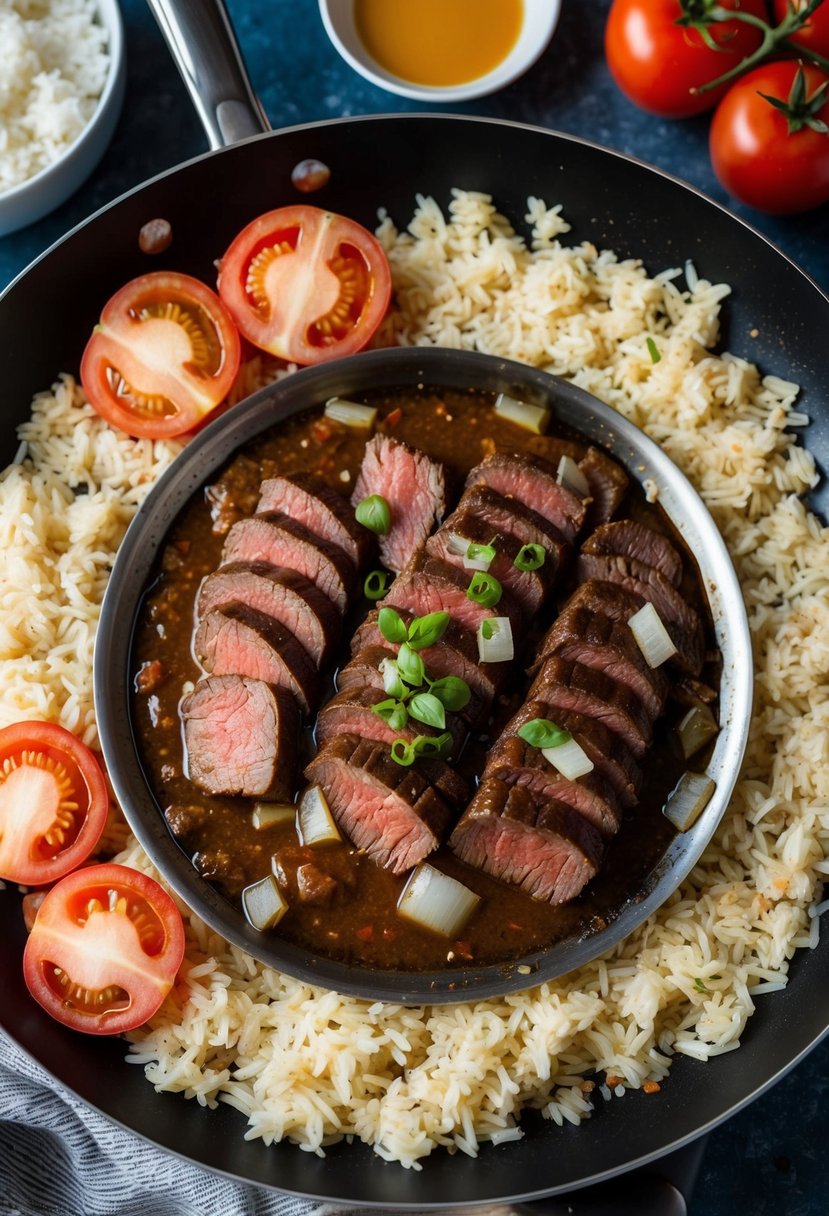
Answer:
[{"left": 1, "top": 0, "right": 828, "bottom": 1207}]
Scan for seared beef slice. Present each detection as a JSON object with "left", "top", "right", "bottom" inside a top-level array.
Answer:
[
  {"left": 182, "top": 675, "right": 298, "bottom": 798},
  {"left": 305, "top": 735, "right": 460, "bottom": 873},
  {"left": 223, "top": 514, "right": 355, "bottom": 614},
  {"left": 450, "top": 778, "right": 603, "bottom": 904},
  {"left": 464, "top": 450, "right": 586, "bottom": 543},
  {"left": 258, "top": 472, "right": 373, "bottom": 569},
  {"left": 351, "top": 433, "right": 446, "bottom": 573}
]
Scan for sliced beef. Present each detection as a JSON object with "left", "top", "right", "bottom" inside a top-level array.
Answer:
[
  {"left": 351, "top": 433, "right": 447, "bottom": 573},
  {"left": 465, "top": 451, "right": 586, "bottom": 543},
  {"left": 575, "top": 553, "right": 704, "bottom": 675},
  {"left": 304, "top": 735, "right": 455, "bottom": 873},
  {"left": 197, "top": 562, "right": 341, "bottom": 667},
  {"left": 491, "top": 699, "right": 642, "bottom": 810},
  {"left": 337, "top": 643, "right": 491, "bottom": 731},
  {"left": 385, "top": 555, "right": 523, "bottom": 636},
  {"left": 449, "top": 778, "right": 603, "bottom": 904},
  {"left": 582, "top": 519, "right": 683, "bottom": 586},
  {"left": 426, "top": 499, "right": 558, "bottom": 615},
  {"left": 222, "top": 514, "right": 355, "bottom": 614},
  {"left": 315, "top": 685, "right": 466, "bottom": 752},
  {"left": 459, "top": 483, "right": 570, "bottom": 565},
  {"left": 181, "top": 674, "right": 298, "bottom": 798},
  {"left": 536, "top": 601, "right": 669, "bottom": 720},
  {"left": 578, "top": 446, "right": 630, "bottom": 528},
  {"left": 529, "top": 656, "right": 653, "bottom": 759},
  {"left": 194, "top": 604, "right": 319, "bottom": 714},
  {"left": 487, "top": 736, "right": 622, "bottom": 838},
  {"left": 258, "top": 472, "right": 372, "bottom": 569}
]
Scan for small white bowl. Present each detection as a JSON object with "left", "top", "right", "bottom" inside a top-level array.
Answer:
[
  {"left": 319, "top": 0, "right": 561, "bottom": 103},
  {"left": 0, "top": 0, "right": 126, "bottom": 237}
]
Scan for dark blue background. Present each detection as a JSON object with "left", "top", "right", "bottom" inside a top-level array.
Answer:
[{"left": 1, "top": 1, "right": 827, "bottom": 1210}]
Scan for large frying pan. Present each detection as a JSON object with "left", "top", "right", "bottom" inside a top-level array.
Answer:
[{"left": 1, "top": 0, "right": 828, "bottom": 1207}]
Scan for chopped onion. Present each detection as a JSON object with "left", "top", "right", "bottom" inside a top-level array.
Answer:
[
  {"left": 494, "top": 392, "right": 550, "bottom": 434},
  {"left": 324, "top": 397, "right": 377, "bottom": 429},
  {"left": 297, "top": 784, "right": 341, "bottom": 846},
  {"left": 628, "top": 602, "right": 677, "bottom": 668},
  {"left": 251, "top": 802, "right": 296, "bottom": 830},
  {"left": 556, "top": 454, "right": 590, "bottom": 498},
  {"left": 663, "top": 772, "right": 716, "bottom": 831},
  {"left": 677, "top": 705, "right": 719, "bottom": 760},
  {"left": 542, "top": 737, "right": 594, "bottom": 780},
  {"left": 242, "top": 875, "right": 288, "bottom": 931},
  {"left": 397, "top": 863, "right": 480, "bottom": 938},
  {"left": 446, "top": 532, "right": 474, "bottom": 556},
  {"left": 477, "top": 616, "right": 514, "bottom": 663}
]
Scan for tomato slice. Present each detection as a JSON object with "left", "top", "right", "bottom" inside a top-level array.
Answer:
[
  {"left": 23, "top": 862, "right": 186, "bottom": 1035},
  {"left": 80, "top": 271, "right": 242, "bottom": 439},
  {"left": 0, "top": 721, "right": 109, "bottom": 886},
  {"left": 217, "top": 205, "right": 392, "bottom": 364}
]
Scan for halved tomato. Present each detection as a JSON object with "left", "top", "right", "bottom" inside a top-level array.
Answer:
[
  {"left": 23, "top": 862, "right": 186, "bottom": 1035},
  {"left": 80, "top": 271, "right": 242, "bottom": 439},
  {"left": 217, "top": 205, "right": 392, "bottom": 363},
  {"left": 0, "top": 721, "right": 109, "bottom": 886}
]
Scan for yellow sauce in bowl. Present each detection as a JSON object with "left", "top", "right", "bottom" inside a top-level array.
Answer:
[{"left": 353, "top": 0, "right": 524, "bottom": 88}]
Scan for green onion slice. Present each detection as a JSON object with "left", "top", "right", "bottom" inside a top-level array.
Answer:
[
  {"left": 407, "top": 610, "right": 450, "bottom": 651},
  {"left": 355, "top": 494, "right": 392, "bottom": 535},
  {"left": 378, "top": 606, "right": 408, "bottom": 644},
  {"left": 408, "top": 692, "right": 446, "bottom": 730},
  {"left": 513, "top": 543, "right": 546, "bottom": 572},
  {"left": 646, "top": 337, "right": 662, "bottom": 364},
  {"left": 411, "top": 732, "right": 452, "bottom": 760},
  {"left": 427, "top": 675, "right": 471, "bottom": 712},
  {"left": 518, "top": 718, "right": 572, "bottom": 750},
  {"left": 467, "top": 571, "right": 502, "bottom": 608},
  {"left": 390, "top": 739, "right": 416, "bottom": 766},
  {"left": 364, "top": 569, "right": 393, "bottom": 600},
  {"left": 464, "top": 540, "right": 497, "bottom": 571}
]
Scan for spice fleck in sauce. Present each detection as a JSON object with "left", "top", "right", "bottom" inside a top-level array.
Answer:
[{"left": 354, "top": 0, "right": 524, "bottom": 88}]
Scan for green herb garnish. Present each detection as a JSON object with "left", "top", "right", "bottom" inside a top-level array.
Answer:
[
  {"left": 517, "top": 718, "right": 572, "bottom": 750},
  {"left": 355, "top": 493, "right": 392, "bottom": 535},
  {"left": 466, "top": 571, "right": 502, "bottom": 608},
  {"left": 363, "top": 569, "right": 393, "bottom": 600},
  {"left": 513, "top": 543, "right": 546, "bottom": 572},
  {"left": 646, "top": 337, "right": 662, "bottom": 365}
]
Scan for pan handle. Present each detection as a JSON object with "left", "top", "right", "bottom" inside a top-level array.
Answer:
[{"left": 146, "top": 0, "right": 270, "bottom": 149}]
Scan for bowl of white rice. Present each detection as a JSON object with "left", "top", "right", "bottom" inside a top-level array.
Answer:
[{"left": 0, "top": 0, "right": 125, "bottom": 237}]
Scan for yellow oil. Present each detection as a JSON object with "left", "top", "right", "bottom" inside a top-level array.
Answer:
[{"left": 353, "top": 0, "right": 524, "bottom": 88}]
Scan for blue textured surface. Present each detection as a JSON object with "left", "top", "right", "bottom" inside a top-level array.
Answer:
[{"left": 0, "top": 0, "right": 827, "bottom": 1210}]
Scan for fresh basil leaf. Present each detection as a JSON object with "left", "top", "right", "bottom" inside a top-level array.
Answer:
[
  {"left": 408, "top": 692, "right": 446, "bottom": 729},
  {"left": 379, "top": 658, "right": 405, "bottom": 700},
  {"left": 517, "top": 718, "right": 572, "bottom": 750},
  {"left": 378, "top": 606, "right": 407, "bottom": 645},
  {"left": 428, "top": 675, "right": 471, "bottom": 712},
  {"left": 372, "top": 698, "right": 409, "bottom": 731},
  {"left": 355, "top": 494, "right": 391, "bottom": 535},
  {"left": 396, "top": 642, "right": 425, "bottom": 688},
  {"left": 407, "top": 610, "right": 450, "bottom": 651}
]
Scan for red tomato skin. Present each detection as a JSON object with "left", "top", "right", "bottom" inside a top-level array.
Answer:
[
  {"left": 80, "top": 272, "right": 241, "bottom": 440},
  {"left": 217, "top": 205, "right": 392, "bottom": 364},
  {"left": 22, "top": 862, "right": 186, "bottom": 1035},
  {"left": 710, "top": 61, "right": 829, "bottom": 213},
  {"left": 605, "top": 0, "right": 767, "bottom": 118},
  {"left": 0, "top": 721, "right": 109, "bottom": 886},
  {"left": 772, "top": 0, "right": 829, "bottom": 56}
]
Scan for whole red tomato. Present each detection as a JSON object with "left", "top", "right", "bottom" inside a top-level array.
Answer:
[
  {"left": 605, "top": 0, "right": 767, "bottom": 118},
  {"left": 710, "top": 60, "right": 829, "bottom": 212},
  {"left": 772, "top": 0, "right": 829, "bottom": 56}
]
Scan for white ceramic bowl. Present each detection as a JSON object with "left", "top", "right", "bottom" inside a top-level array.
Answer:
[
  {"left": 0, "top": 0, "right": 126, "bottom": 237},
  {"left": 319, "top": 0, "right": 561, "bottom": 102}
]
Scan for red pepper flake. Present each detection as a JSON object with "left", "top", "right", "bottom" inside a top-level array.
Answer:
[
  {"left": 384, "top": 407, "right": 403, "bottom": 428},
  {"left": 453, "top": 939, "right": 474, "bottom": 961},
  {"left": 355, "top": 924, "right": 374, "bottom": 942},
  {"left": 643, "top": 1081, "right": 661, "bottom": 1095},
  {"left": 312, "top": 419, "right": 333, "bottom": 443}
]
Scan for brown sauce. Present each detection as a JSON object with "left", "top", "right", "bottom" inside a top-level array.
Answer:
[{"left": 131, "top": 387, "right": 718, "bottom": 974}]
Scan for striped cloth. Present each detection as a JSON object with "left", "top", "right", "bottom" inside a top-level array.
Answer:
[{"left": 0, "top": 1031, "right": 319, "bottom": 1216}]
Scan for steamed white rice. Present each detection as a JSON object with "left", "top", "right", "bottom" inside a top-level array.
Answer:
[
  {"left": 2, "top": 190, "right": 827, "bottom": 1169},
  {"left": 0, "top": 0, "right": 110, "bottom": 194}
]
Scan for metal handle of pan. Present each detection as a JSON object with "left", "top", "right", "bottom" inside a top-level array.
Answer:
[{"left": 146, "top": 0, "right": 270, "bottom": 149}]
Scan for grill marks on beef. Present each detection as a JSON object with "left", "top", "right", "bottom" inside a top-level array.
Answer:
[
  {"left": 529, "top": 657, "right": 653, "bottom": 758},
  {"left": 582, "top": 520, "right": 682, "bottom": 586},
  {"left": 449, "top": 779, "right": 603, "bottom": 904},
  {"left": 465, "top": 450, "right": 586, "bottom": 544},
  {"left": 386, "top": 554, "right": 524, "bottom": 635},
  {"left": 351, "top": 433, "right": 447, "bottom": 573},
  {"left": 182, "top": 675, "right": 298, "bottom": 799},
  {"left": 305, "top": 735, "right": 458, "bottom": 874},
  {"left": 316, "top": 685, "right": 466, "bottom": 752}
]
